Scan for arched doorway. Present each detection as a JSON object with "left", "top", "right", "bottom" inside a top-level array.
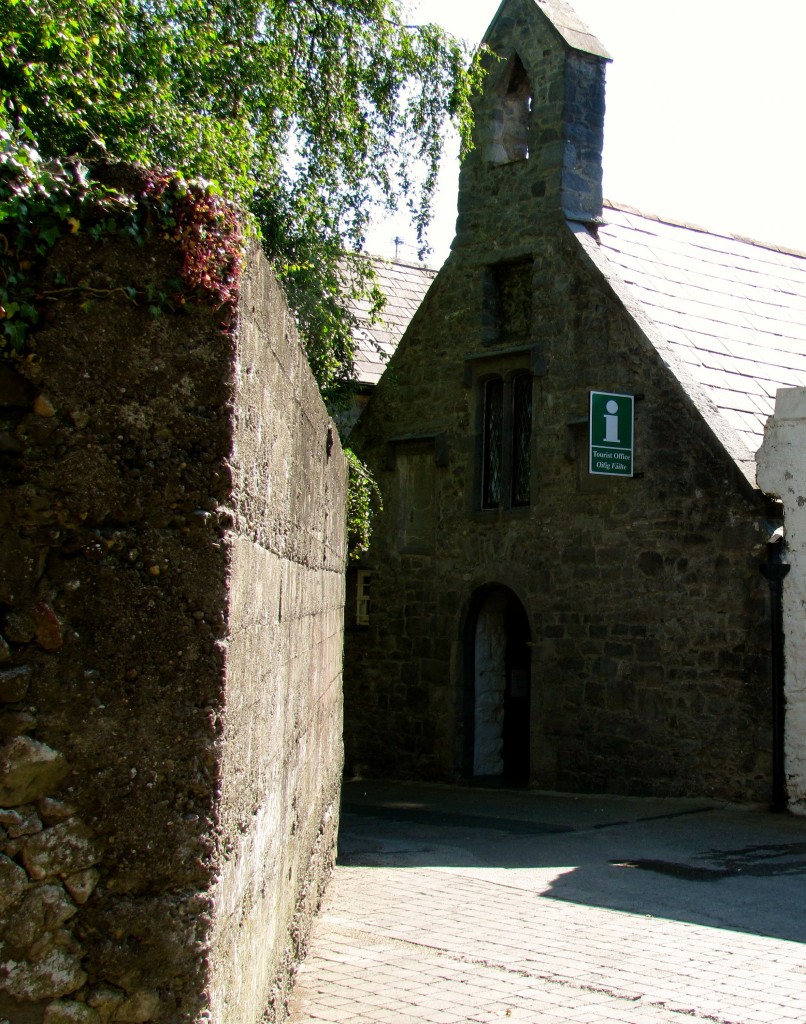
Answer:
[{"left": 463, "top": 585, "right": 531, "bottom": 785}]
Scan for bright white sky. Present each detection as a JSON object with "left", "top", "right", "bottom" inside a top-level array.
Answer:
[{"left": 365, "top": 0, "right": 806, "bottom": 266}]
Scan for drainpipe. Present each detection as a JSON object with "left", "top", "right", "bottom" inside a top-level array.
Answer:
[{"left": 760, "top": 532, "right": 789, "bottom": 812}]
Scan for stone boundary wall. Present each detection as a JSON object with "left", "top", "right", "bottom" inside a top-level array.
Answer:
[
  {"left": 209, "top": 252, "right": 346, "bottom": 1022},
  {"left": 0, "top": 223, "right": 346, "bottom": 1022},
  {"left": 757, "top": 388, "right": 806, "bottom": 815}
]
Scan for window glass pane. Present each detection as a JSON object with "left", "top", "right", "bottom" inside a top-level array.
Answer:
[
  {"left": 356, "top": 571, "right": 371, "bottom": 625},
  {"left": 511, "top": 374, "right": 532, "bottom": 506},
  {"left": 482, "top": 378, "right": 504, "bottom": 508}
]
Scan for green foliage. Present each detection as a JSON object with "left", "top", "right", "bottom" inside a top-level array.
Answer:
[
  {"left": 0, "top": 0, "right": 483, "bottom": 398},
  {"left": 345, "top": 446, "right": 382, "bottom": 562},
  {"left": 0, "top": 0, "right": 482, "bottom": 556}
]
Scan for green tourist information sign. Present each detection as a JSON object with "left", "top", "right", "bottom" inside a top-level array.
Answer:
[{"left": 589, "top": 391, "right": 634, "bottom": 477}]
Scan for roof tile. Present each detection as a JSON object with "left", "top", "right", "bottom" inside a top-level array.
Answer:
[{"left": 348, "top": 257, "right": 437, "bottom": 387}]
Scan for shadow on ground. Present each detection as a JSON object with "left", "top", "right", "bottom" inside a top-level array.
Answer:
[{"left": 338, "top": 779, "right": 806, "bottom": 944}]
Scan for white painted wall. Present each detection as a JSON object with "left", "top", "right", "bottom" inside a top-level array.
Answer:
[{"left": 757, "top": 388, "right": 806, "bottom": 815}]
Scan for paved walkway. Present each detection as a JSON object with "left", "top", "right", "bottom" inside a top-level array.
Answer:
[{"left": 288, "top": 781, "right": 806, "bottom": 1024}]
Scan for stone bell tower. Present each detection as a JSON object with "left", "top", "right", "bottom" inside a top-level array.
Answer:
[{"left": 454, "top": 0, "right": 611, "bottom": 258}]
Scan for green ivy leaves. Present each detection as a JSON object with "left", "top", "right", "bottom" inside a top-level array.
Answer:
[{"left": 345, "top": 446, "right": 382, "bottom": 562}]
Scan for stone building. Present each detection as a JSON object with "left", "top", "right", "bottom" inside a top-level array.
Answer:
[{"left": 343, "top": 0, "right": 806, "bottom": 802}]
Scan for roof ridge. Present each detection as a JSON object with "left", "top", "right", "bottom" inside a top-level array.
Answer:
[
  {"left": 602, "top": 198, "right": 806, "bottom": 261},
  {"left": 359, "top": 253, "right": 438, "bottom": 275}
]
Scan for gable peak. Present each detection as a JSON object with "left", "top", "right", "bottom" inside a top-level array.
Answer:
[{"left": 484, "top": 0, "right": 611, "bottom": 61}]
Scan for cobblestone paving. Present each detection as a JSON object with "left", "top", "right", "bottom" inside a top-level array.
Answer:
[
  {"left": 288, "top": 789, "right": 806, "bottom": 1024},
  {"left": 290, "top": 866, "right": 806, "bottom": 1023}
]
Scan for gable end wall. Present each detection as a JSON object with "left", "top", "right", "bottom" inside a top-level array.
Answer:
[{"left": 345, "top": 220, "right": 772, "bottom": 801}]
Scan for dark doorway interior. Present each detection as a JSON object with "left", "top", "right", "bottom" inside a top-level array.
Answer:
[{"left": 464, "top": 586, "right": 531, "bottom": 786}]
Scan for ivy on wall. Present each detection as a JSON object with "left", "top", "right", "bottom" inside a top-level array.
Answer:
[
  {"left": 0, "top": 135, "right": 244, "bottom": 355},
  {"left": 345, "top": 447, "right": 382, "bottom": 561}
]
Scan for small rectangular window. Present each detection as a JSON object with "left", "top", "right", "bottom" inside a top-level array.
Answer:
[
  {"left": 483, "top": 259, "right": 533, "bottom": 346},
  {"left": 356, "top": 570, "right": 371, "bottom": 625}
]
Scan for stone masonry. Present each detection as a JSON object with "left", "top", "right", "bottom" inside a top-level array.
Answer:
[{"left": 0, "top": 202, "right": 346, "bottom": 1022}]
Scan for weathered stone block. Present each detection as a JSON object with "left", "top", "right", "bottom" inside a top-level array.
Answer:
[
  {"left": 0, "top": 805, "right": 42, "bottom": 837},
  {"left": 0, "top": 737, "right": 68, "bottom": 807},
  {"left": 111, "top": 990, "right": 159, "bottom": 1022},
  {"left": 63, "top": 868, "right": 99, "bottom": 905},
  {"left": 2, "top": 883, "right": 77, "bottom": 951},
  {"left": 45, "top": 1000, "right": 102, "bottom": 1024},
  {"left": 0, "top": 947, "right": 87, "bottom": 1001},
  {"left": 21, "top": 820, "right": 101, "bottom": 881},
  {"left": 0, "top": 852, "right": 28, "bottom": 913},
  {"left": 86, "top": 985, "right": 126, "bottom": 1022},
  {"left": 32, "top": 602, "right": 64, "bottom": 651},
  {"left": 38, "top": 798, "right": 77, "bottom": 826},
  {"left": 0, "top": 665, "right": 32, "bottom": 703}
]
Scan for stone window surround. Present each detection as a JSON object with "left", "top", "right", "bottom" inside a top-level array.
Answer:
[{"left": 467, "top": 350, "right": 541, "bottom": 514}]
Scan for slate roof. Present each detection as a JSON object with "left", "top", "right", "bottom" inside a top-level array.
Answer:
[
  {"left": 568, "top": 201, "right": 806, "bottom": 484},
  {"left": 350, "top": 258, "right": 437, "bottom": 387}
]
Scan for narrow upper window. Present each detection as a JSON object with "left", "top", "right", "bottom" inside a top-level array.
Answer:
[
  {"left": 484, "top": 259, "right": 532, "bottom": 346},
  {"left": 488, "top": 55, "right": 532, "bottom": 165}
]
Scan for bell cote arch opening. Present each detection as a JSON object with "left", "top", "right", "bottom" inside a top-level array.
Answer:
[{"left": 488, "top": 54, "right": 533, "bottom": 165}]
